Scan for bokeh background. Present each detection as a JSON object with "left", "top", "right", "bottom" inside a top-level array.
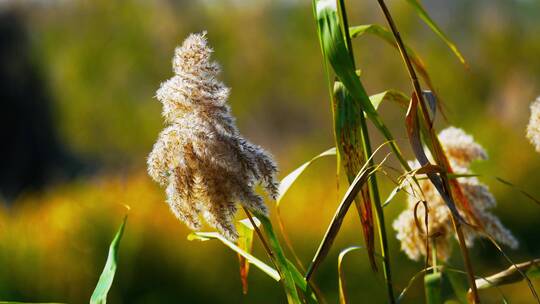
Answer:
[{"left": 1, "top": 0, "right": 539, "bottom": 303}]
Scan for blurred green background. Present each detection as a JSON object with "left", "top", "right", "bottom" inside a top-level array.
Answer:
[{"left": 0, "top": 0, "right": 539, "bottom": 303}]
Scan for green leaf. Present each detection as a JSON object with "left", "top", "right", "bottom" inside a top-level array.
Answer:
[
  {"left": 445, "top": 269, "right": 468, "bottom": 304},
  {"left": 314, "top": 0, "right": 378, "bottom": 119},
  {"left": 369, "top": 90, "right": 409, "bottom": 111},
  {"left": 404, "top": 0, "right": 467, "bottom": 66},
  {"left": 305, "top": 146, "right": 388, "bottom": 281},
  {"left": 350, "top": 24, "right": 426, "bottom": 78},
  {"left": 338, "top": 246, "right": 363, "bottom": 304},
  {"left": 187, "top": 231, "right": 280, "bottom": 282},
  {"left": 350, "top": 24, "right": 443, "bottom": 114},
  {"left": 286, "top": 259, "right": 307, "bottom": 292},
  {"left": 349, "top": 24, "right": 395, "bottom": 43},
  {"left": 315, "top": 0, "right": 383, "bottom": 274},
  {"left": 90, "top": 215, "right": 127, "bottom": 304},
  {"left": 277, "top": 147, "right": 336, "bottom": 206},
  {"left": 255, "top": 215, "right": 303, "bottom": 303},
  {"left": 285, "top": 259, "right": 318, "bottom": 304},
  {"left": 333, "top": 81, "right": 377, "bottom": 271}
]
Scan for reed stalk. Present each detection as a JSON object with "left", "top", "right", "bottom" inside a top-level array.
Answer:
[{"left": 337, "top": 1, "right": 395, "bottom": 301}]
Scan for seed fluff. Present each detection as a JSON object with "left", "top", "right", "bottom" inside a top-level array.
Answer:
[
  {"left": 393, "top": 127, "right": 518, "bottom": 262},
  {"left": 147, "top": 32, "right": 279, "bottom": 242},
  {"left": 527, "top": 96, "right": 540, "bottom": 152}
]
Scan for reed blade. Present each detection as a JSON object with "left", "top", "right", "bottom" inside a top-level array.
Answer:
[
  {"left": 337, "top": 246, "right": 364, "bottom": 304},
  {"left": 404, "top": 0, "right": 468, "bottom": 67},
  {"left": 305, "top": 163, "right": 375, "bottom": 281},
  {"left": 350, "top": 24, "right": 443, "bottom": 113},
  {"left": 333, "top": 81, "right": 377, "bottom": 271},
  {"left": 188, "top": 231, "right": 281, "bottom": 282},
  {"left": 90, "top": 215, "right": 128, "bottom": 304}
]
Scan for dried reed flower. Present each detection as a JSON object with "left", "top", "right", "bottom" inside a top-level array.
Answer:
[
  {"left": 526, "top": 97, "right": 540, "bottom": 152},
  {"left": 147, "top": 32, "right": 279, "bottom": 242},
  {"left": 393, "top": 127, "right": 518, "bottom": 262},
  {"left": 438, "top": 127, "right": 487, "bottom": 170}
]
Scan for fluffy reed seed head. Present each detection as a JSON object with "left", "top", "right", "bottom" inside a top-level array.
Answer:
[
  {"left": 527, "top": 97, "right": 540, "bottom": 152},
  {"left": 438, "top": 127, "right": 488, "bottom": 170},
  {"left": 393, "top": 127, "right": 518, "bottom": 262},
  {"left": 147, "top": 32, "right": 279, "bottom": 242}
]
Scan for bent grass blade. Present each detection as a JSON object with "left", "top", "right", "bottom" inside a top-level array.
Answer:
[
  {"left": 304, "top": 145, "right": 390, "bottom": 281},
  {"left": 404, "top": 0, "right": 467, "bottom": 67},
  {"left": 188, "top": 232, "right": 280, "bottom": 282},
  {"left": 350, "top": 24, "right": 441, "bottom": 106},
  {"left": 90, "top": 215, "right": 128, "bottom": 304},
  {"left": 338, "top": 246, "right": 364, "bottom": 304},
  {"left": 277, "top": 147, "right": 337, "bottom": 206},
  {"left": 275, "top": 147, "right": 336, "bottom": 272}
]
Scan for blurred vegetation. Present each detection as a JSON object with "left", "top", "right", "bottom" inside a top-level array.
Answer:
[{"left": 0, "top": 0, "right": 539, "bottom": 302}]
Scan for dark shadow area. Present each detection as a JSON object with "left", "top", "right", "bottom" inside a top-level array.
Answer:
[{"left": 0, "top": 9, "right": 85, "bottom": 201}]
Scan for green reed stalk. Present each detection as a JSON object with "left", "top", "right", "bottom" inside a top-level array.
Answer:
[
  {"left": 338, "top": 1, "right": 395, "bottom": 302},
  {"left": 359, "top": 115, "right": 396, "bottom": 303},
  {"left": 431, "top": 240, "right": 438, "bottom": 274},
  {"left": 244, "top": 207, "right": 303, "bottom": 303}
]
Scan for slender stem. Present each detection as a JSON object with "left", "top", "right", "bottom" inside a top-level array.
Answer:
[
  {"left": 275, "top": 206, "right": 306, "bottom": 272},
  {"left": 452, "top": 215, "right": 480, "bottom": 303},
  {"left": 374, "top": 0, "right": 480, "bottom": 302},
  {"left": 359, "top": 114, "right": 396, "bottom": 303},
  {"left": 243, "top": 207, "right": 278, "bottom": 268},
  {"left": 275, "top": 207, "right": 328, "bottom": 304},
  {"left": 337, "top": 0, "right": 356, "bottom": 66},
  {"left": 246, "top": 208, "right": 320, "bottom": 303},
  {"left": 431, "top": 239, "right": 438, "bottom": 274},
  {"left": 258, "top": 211, "right": 303, "bottom": 303},
  {"left": 375, "top": 0, "right": 431, "bottom": 126}
]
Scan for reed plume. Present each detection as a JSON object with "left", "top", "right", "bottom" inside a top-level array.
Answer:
[
  {"left": 147, "top": 32, "right": 279, "bottom": 242},
  {"left": 393, "top": 127, "right": 518, "bottom": 261},
  {"left": 527, "top": 96, "right": 540, "bottom": 152}
]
